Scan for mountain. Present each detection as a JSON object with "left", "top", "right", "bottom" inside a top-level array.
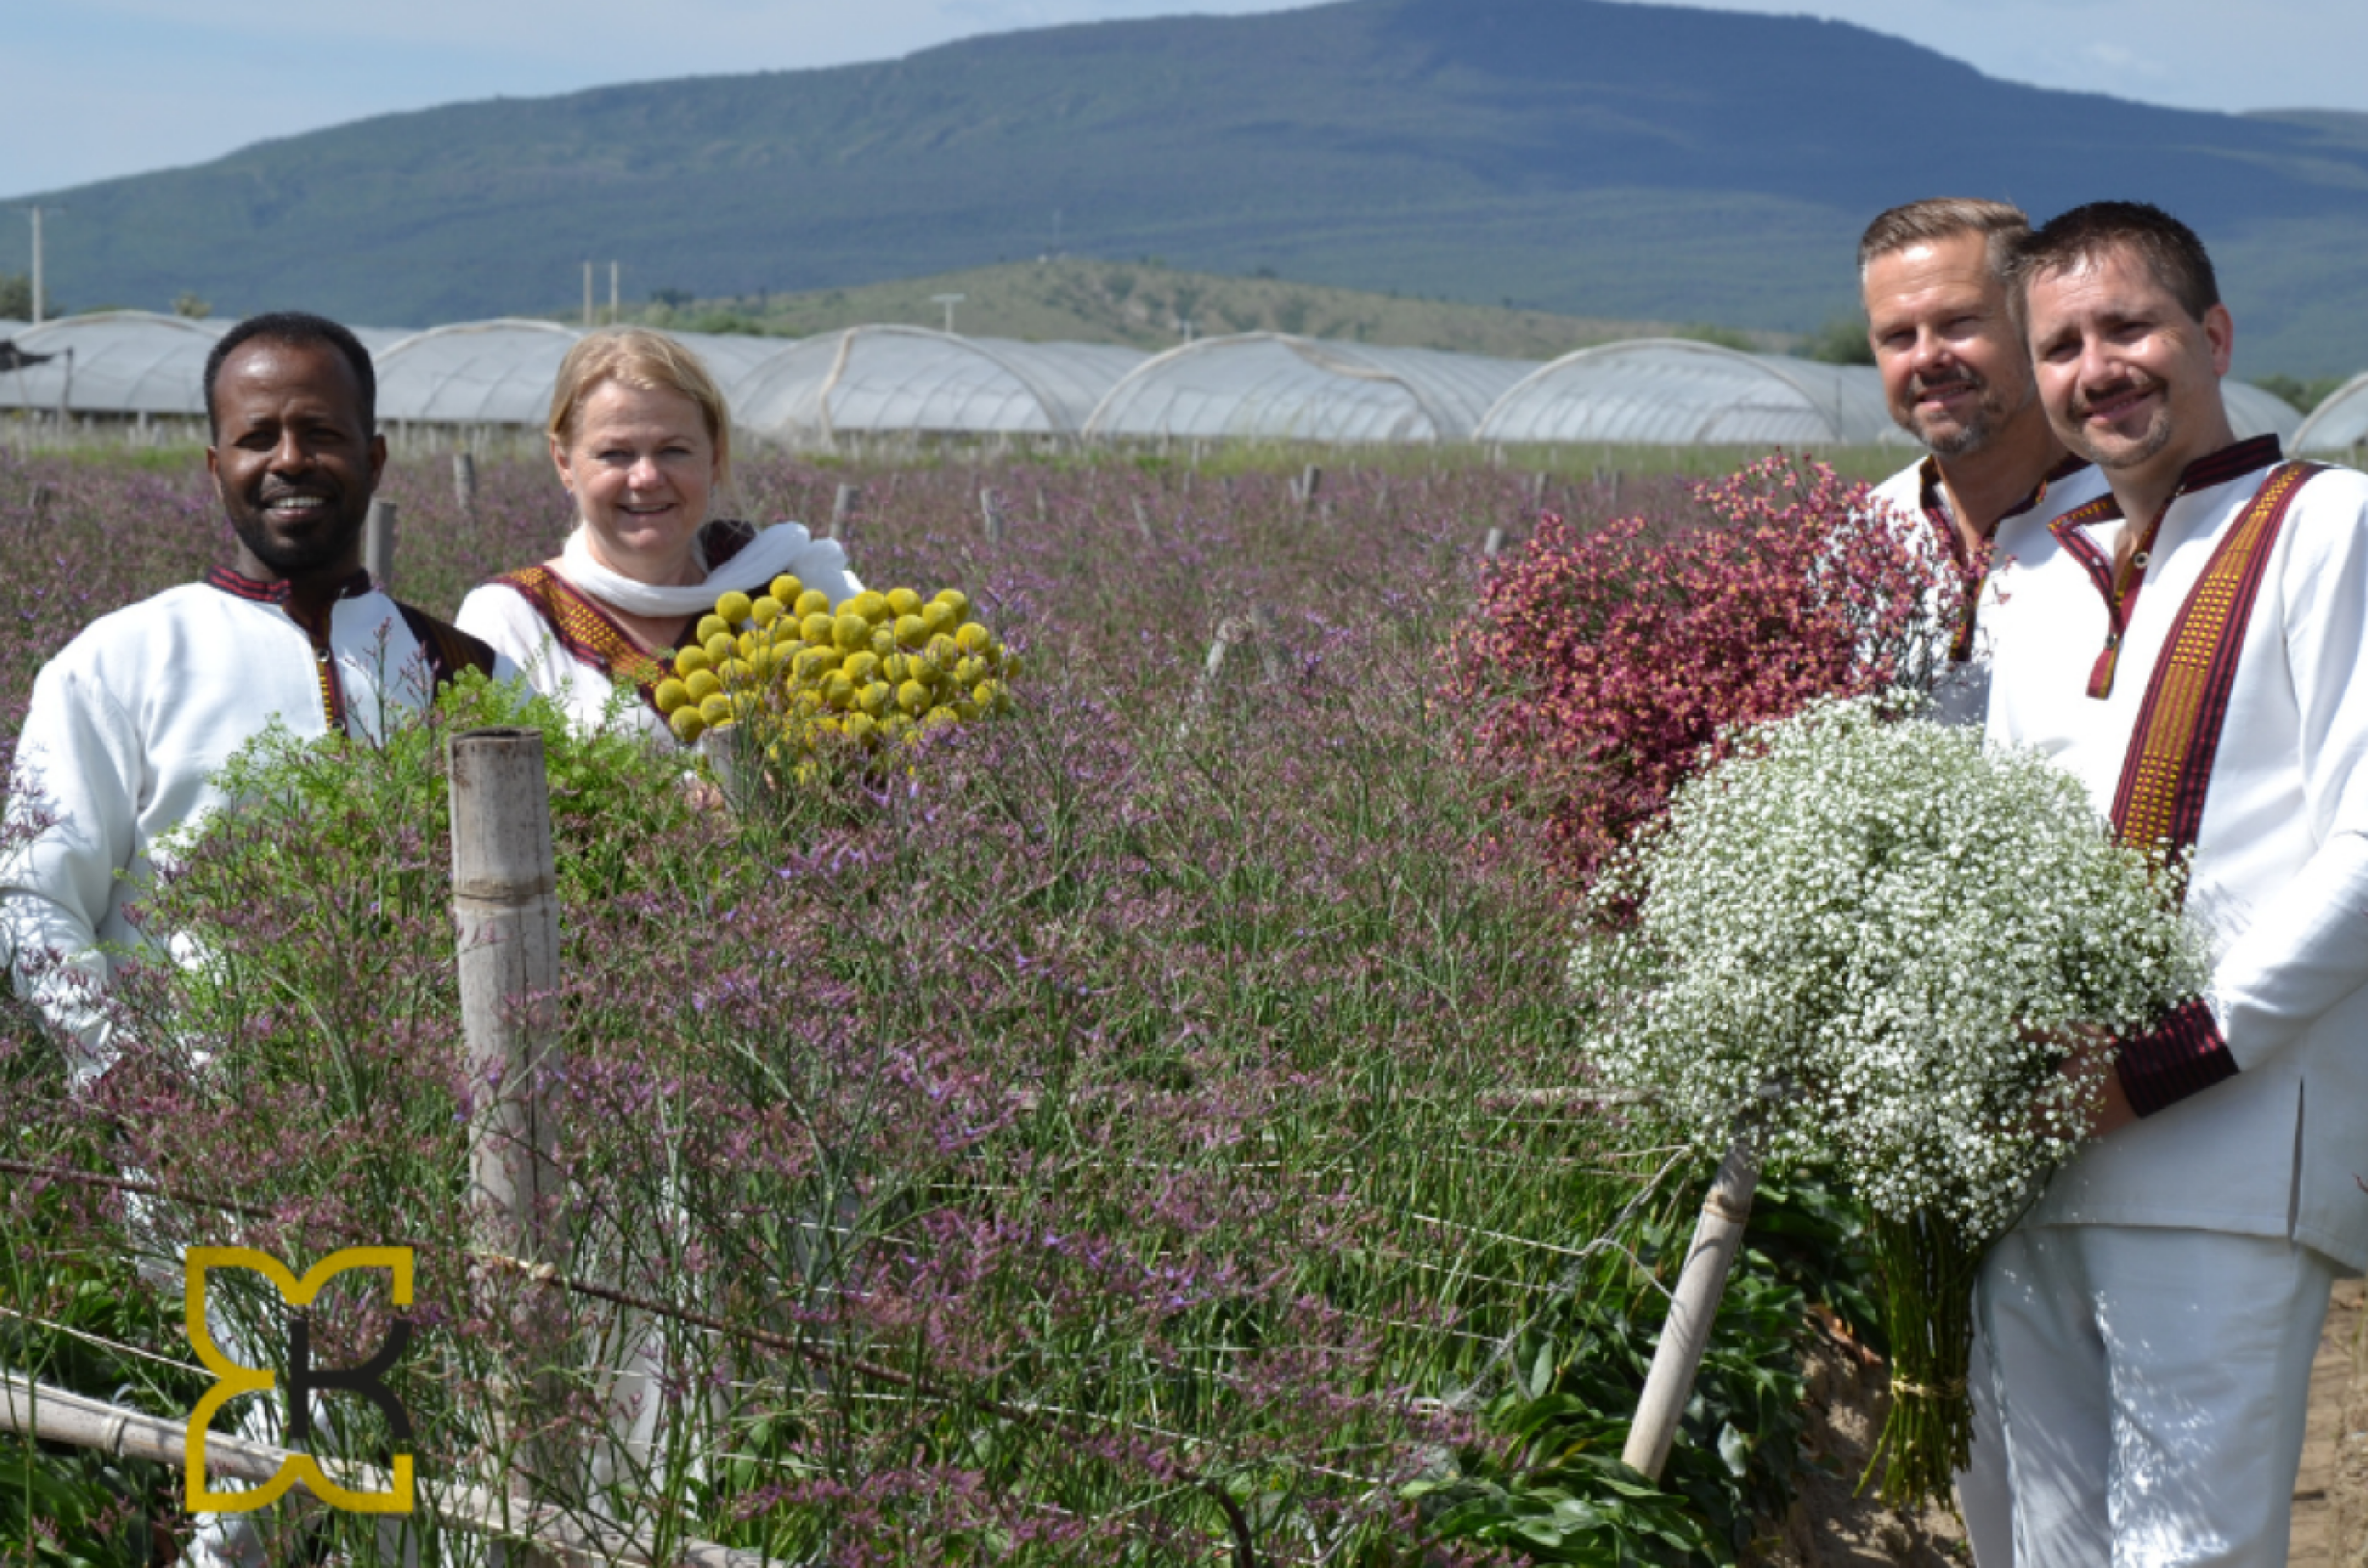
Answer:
[{"left": 19, "top": 0, "right": 2368, "bottom": 374}]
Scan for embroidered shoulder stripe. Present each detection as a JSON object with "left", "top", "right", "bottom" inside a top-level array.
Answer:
[
  {"left": 2109, "top": 462, "right": 2324, "bottom": 883},
  {"left": 2046, "top": 495, "right": 2124, "bottom": 697},
  {"left": 492, "top": 566, "right": 677, "bottom": 708},
  {"left": 395, "top": 602, "right": 502, "bottom": 690}
]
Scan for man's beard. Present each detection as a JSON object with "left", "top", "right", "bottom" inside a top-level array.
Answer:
[
  {"left": 2062, "top": 372, "right": 2176, "bottom": 471},
  {"left": 1899, "top": 367, "right": 2033, "bottom": 459},
  {"left": 224, "top": 485, "right": 369, "bottom": 576}
]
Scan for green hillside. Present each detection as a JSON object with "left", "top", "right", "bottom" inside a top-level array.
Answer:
[
  {"left": 636, "top": 258, "right": 1795, "bottom": 358},
  {"left": 19, "top": 0, "right": 2368, "bottom": 374}
]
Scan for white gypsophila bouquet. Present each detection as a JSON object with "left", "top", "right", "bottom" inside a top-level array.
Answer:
[
  {"left": 1570, "top": 695, "right": 2210, "bottom": 1503},
  {"left": 1572, "top": 694, "right": 2207, "bottom": 1236}
]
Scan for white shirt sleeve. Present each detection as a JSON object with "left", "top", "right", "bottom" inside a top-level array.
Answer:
[
  {"left": 1, "top": 655, "right": 146, "bottom": 1077},
  {"left": 2206, "top": 474, "right": 2368, "bottom": 1070}
]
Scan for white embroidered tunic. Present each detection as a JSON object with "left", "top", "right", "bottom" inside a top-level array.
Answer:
[
  {"left": 0, "top": 570, "right": 515, "bottom": 1082},
  {"left": 1867, "top": 453, "right": 2106, "bottom": 729},
  {"left": 1984, "top": 439, "right": 2368, "bottom": 1267}
]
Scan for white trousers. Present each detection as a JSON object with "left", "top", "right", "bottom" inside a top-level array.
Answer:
[{"left": 1969, "top": 1225, "right": 2335, "bottom": 1568}]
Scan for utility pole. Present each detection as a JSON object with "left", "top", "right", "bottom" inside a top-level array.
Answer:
[
  {"left": 931, "top": 293, "right": 966, "bottom": 335},
  {"left": 609, "top": 260, "right": 620, "bottom": 325},
  {"left": 11, "top": 206, "right": 61, "bottom": 325},
  {"left": 581, "top": 262, "right": 593, "bottom": 328}
]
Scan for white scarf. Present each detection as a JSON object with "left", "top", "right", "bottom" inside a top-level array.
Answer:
[{"left": 558, "top": 521, "right": 863, "bottom": 618}]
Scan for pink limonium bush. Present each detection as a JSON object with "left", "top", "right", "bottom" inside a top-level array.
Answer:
[
  {"left": 1, "top": 445, "right": 1792, "bottom": 1565},
  {"left": 1443, "top": 453, "right": 1955, "bottom": 891}
]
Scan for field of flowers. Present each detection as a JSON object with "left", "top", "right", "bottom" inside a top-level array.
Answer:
[{"left": 0, "top": 444, "right": 1884, "bottom": 1566}]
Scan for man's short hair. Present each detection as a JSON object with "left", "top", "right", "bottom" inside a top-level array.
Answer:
[
  {"left": 201, "top": 312, "right": 378, "bottom": 438},
  {"left": 1858, "top": 198, "right": 2030, "bottom": 277},
  {"left": 2011, "top": 201, "right": 2222, "bottom": 324}
]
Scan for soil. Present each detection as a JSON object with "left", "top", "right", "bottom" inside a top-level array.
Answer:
[{"left": 1756, "top": 1281, "right": 2368, "bottom": 1566}]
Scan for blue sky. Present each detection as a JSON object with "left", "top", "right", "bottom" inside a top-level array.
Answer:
[{"left": 8, "top": 0, "right": 2367, "bottom": 206}]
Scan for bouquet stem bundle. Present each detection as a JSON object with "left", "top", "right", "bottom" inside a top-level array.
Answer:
[{"left": 1866, "top": 1209, "right": 1981, "bottom": 1505}]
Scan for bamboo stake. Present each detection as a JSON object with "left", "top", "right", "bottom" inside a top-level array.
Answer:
[
  {"left": 0, "top": 1372, "right": 783, "bottom": 1567},
  {"left": 1621, "top": 1134, "right": 1760, "bottom": 1479}
]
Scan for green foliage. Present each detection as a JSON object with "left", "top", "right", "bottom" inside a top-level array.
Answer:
[
  {"left": 1671, "top": 324, "right": 1759, "bottom": 354},
  {"left": 0, "top": 274, "right": 29, "bottom": 322},
  {"left": 1799, "top": 315, "right": 1876, "bottom": 366},
  {"left": 2251, "top": 373, "right": 2349, "bottom": 414}
]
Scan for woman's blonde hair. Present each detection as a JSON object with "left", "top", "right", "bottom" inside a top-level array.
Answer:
[{"left": 547, "top": 327, "right": 732, "bottom": 479}]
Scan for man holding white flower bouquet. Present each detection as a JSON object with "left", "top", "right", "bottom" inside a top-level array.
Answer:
[{"left": 1977, "top": 200, "right": 2368, "bottom": 1564}]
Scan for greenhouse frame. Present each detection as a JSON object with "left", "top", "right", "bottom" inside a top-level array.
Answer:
[{"left": 1082, "top": 333, "right": 1529, "bottom": 444}]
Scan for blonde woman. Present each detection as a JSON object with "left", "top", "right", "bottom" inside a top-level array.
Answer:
[{"left": 457, "top": 328, "right": 860, "bottom": 739}]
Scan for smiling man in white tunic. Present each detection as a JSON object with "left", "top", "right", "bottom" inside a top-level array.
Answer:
[
  {"left": 2, "top": 312, "right": 513, "bottom": 1083},
  {"left": 1980, "top": 201, "right": 2368, "bottom": 1566}
]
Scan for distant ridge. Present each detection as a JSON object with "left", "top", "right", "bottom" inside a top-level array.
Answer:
[{"left": 18, "top": 0, "right": 2368, "bottom": 373}]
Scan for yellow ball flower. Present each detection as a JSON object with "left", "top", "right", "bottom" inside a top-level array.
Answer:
[
  {"left": 722, "top": 658, "right": 755, "bottom": 685},
  {"left": 880, "top": 652, "right": 911, "bottom": 683},
  {"left": 750, "top": 596, "right": 783, "bottom": 626},
  {"left": 920, "top": 601, "right": 957, "bottom": 638},
  {"left": 832, "top": 613, "right": 870, "bottom": 651},
  {"left": 952, "top": 654, "right": 985, "bottom": 688},
  {"left": 801, "top": 612, "right": 837, "bottom": 645},
  {"left": 696, "top": 614, "right": 731, "bottom": 645},
  {"left": 669, "top": 706, "right": 706, "bottom": 743},
  {"left": 843, "top": 651, "right": 880, "bottom": 683},
  {"left": 923, "top": 704, "right": 960, "bottom": 730},
  {"left": 674, "top": 646, "right": 713, "bottom": 678},
  {"left": 699, "top": 694, "right": 734, "bottom": 726},
  {"left": 769, "top": 575, "right": 805, "bottom": 606},
  {"left": 705, "top": 631, "right": 736, "bottom": 664},
  {"left": 736, "top": 631, "right": 762, "bottom": 659},
  {"left": 823, "top": 671, "right": 856, "bottom": 708},
  {"left": 653, "top": 678, "right": 691, "bottom": 714},
  {"left": 685, "top": 669, "right": 725, "bottom": 702},
  {"left": 715, "top": 591, "right": 755, "bottom": 625},
  {"left": 849, "top": 590, "right": 889, "bottom": 623},
  {"left": 925, "top": 632, "right": 960, "bottom": 668},
  {"left": 843, "top": 710, "right": 879, "bottom": 743},
  {"left": 973, "top": 678, "right": 1007, "bottom": 710},
  {"left": 955, "top": 621, "right": 992, "bottom": 655},
  {"left": 896, "top": 679, "right": 931, "bottom": 716},
  {"left": 793, "top": 589, "right": 832, "bottom": 619},
  {"left": 954, "top": 698, "right": 980, "bottom": 722},
  {"left": 893, "top": 613, "right": 929, "bottom": 647},
  {"left": 857, "top": 680, "right": 892, "bottom": 717},
  {"left": 934, "top": 589, "right": 971, "bottom": 621},
  {"left": 869, "top": 625, "right": 897, "bottom": 657},
  {"left": 886, "top": 586, "right": 922, "bottom": 617},
  {"left": 791, "top": 647, "right": 838, "bottom": 681}
]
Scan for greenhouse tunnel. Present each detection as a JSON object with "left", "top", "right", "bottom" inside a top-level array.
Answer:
[
  {"left": 732, "top": 326, "right": 1144, "bottom": 443},
  {"left": 1082, "top": 333, "right": 1529, "bottom": 443}
]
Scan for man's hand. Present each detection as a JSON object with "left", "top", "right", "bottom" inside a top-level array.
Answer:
[{"left": 2052, "top": 1024, "right": 2138, "bottom": 1139}]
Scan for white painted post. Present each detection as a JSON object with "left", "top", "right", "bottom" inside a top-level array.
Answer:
[
  {"left": 1482, "top": 526, "right": 1504, "bottom": 561},
  {"left": 363, "top": 498, "right": 398, "bottom": 588},
  {"left": 1622, "top": 1136, "right": 1760, "bottom": 1479}
]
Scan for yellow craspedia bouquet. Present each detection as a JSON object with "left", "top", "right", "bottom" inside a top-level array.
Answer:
[{"left": 653, "top": 576, "right": 1016, "bottom": 760}]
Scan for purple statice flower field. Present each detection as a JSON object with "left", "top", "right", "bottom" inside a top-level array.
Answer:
[{"left": 0, "top": 444, "right": 1876, "bottom": 1566}]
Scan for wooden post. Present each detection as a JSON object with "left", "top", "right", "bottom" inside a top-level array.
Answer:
[
  {"left": 1297, "top": 463, "right": 1322, "bottom": 512},
  {"left": 1131, "top": 497, "right": 1157, "bottom": 545},
  {"left": 980, "top": 487, "right": 1004, "bottom": 545},
  {"left": 830, "top": 483, "right": 859, "bottom": 538},
  {"left": 448, "top": 727, "right": 568, "bottom": 1546},
  {"left": 453, "top": 450, "right": 478, "bottom": 516},
  {"left": 363, "top": 498, "right": 398, "bottom": 588},
  {"left": 1622, "top": 1135, "right": 1760, "bottom": 1480},
  {"left": 1530, "top": 471, "right": 1548, "bottom": 509},
  {"left": 1482, "top": 526, "right": 1504, "bottom": 561},
  {"left": 27, "top": 481, "right": 52, "bottom": 518}
]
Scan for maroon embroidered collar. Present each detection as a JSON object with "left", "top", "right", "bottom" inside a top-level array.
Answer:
[
  {"left": 203, "top": 566, "right": 375, "bottom": 605},
  {"left": 2047, "top": 435, "right": 2288, "bottom": 700}
]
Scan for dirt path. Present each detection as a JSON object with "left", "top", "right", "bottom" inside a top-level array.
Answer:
[
  {"left": 1760, "top": 1280, "right": 2365, "bottom": 1566},
  {"left": 2303, "top": 1277, "right": 2365, "bottom": 1565}
]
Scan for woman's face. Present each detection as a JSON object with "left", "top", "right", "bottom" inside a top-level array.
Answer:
[{"left": 553, "top": 379, "right": 719, "bottom": 584}]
